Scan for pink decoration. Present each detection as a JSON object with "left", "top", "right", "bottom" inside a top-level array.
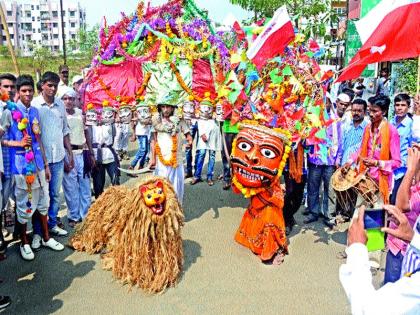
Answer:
[
  {"left": 12, "top": 110, "right": 22, "bottom": 121},
  {"left": 25, "top": 151, "right": 34, "bottom": 162}
]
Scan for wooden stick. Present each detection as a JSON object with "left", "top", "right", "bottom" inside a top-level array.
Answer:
[{"left": 0, "top": 3, "right": 20, "bottom": 75}]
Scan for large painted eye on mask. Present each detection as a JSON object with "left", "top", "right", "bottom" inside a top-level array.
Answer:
[
  {"left": 237, "top": 141, "right": 252, "bottom": 152},
  {"left": 260, "top": 148, "right": 277, "bottom": 159}
]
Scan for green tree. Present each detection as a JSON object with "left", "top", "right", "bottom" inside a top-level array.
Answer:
[
  {"left": 393, "top": 59, "right": 418, "bottom": 96},
  {"left": 32, "top": 45, "right": 53, "bottom": 74},
  {"left": 230, "top": 0, "right": 337, "bottom": 39},
  {"left": 78, "top": 24, "right": 100, "bottom": 58}
]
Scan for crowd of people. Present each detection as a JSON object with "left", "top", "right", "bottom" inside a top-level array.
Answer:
[{"left": 0, "top": 65, "right": 419, "bottom": 311}]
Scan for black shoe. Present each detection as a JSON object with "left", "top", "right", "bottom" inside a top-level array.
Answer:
[
  {"left": 185, "top": 172, "right": 193, "bottom": 179},
  {"left": 303, "top": 215, "right": 318, "bottom": 224},
  {"left": 323, "top": 219, "right": 335, "bottom": 229},
  {"left": 223, "top": 182, "right": 231, "bottom": 190},
  {"left": 302, "top": 208, "right": 310, "bottom": 216},
  {"left": 0, "top": 296, "right": 11, "bottom": 310}
]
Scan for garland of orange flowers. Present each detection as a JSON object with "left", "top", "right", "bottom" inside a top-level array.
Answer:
[
  {"left": 155, "top": 134, "right": 178, "bottom": 168},
  {"left": 95, "top": 71, "right": 152, "bottom": 104},
  {"left": 170, "top": 62, "right": 207, "bottom": 103}
]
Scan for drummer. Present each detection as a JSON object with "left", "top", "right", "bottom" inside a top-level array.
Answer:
[{"left": 343, "top": 95, "right": 401, "bottom": 205}]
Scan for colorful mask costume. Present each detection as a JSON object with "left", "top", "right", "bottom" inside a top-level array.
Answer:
[
  {"left": 69, "top": 176, "right": 184, "bottom": 293},
  {"left": 231, "top": 122, "right": 291, "bottom": 263}
]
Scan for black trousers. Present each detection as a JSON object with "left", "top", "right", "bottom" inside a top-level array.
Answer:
[
  {"left": 221, "top": 132, "right": 237, "bottom": 183},
  {"left": 283, "top": 171, "right": 307, "bottom": 227},
  {"left": 92, "top": 161, "right": 120, "bottom": 198}
]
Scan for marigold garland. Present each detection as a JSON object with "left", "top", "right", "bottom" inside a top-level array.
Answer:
[{"left": 155, "top": 134, "right": 178, "bottom": 168}]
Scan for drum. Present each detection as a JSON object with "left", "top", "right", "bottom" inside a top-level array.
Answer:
[{"left": 331, "top": 167, "right": 379, "bottom": 214}]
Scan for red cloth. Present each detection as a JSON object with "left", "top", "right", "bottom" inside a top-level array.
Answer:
[
  {"left": 192, "top": 59, "right": 216, "bottom": 99},
  {"left": 84, "top": 59, "right": 144, "bottom": 110}
]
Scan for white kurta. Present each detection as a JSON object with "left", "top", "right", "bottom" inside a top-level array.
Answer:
[{"left": 196, "top": 119, "right": 222, "bottom": 151}]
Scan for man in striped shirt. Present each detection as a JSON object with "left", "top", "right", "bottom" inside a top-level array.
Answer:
[{"left": 337, "top": 98, "right": 368, "bottom": 167}]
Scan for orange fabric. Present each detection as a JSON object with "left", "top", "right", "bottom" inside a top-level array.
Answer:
[
  {"left": 234, "top": 184, "right": 288, "bottom": 261},
  {"left": 359, "top": 122, "right": 391, "bottom": 203},
  {"left": 288, "top": 143, "right": 304, "bottom": 183}
]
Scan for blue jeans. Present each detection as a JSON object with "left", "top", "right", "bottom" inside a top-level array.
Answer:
[
  {"left": 62, "top": 153, "right": 91, "bottom": 221},
  {"left": 34, "top": 160, "right": 65, "bottom": 234},
  {"left": 307, "top": 163, "right": 335, "bottom": 219},
  {"left": 186, "top": 122, "right": 198, "bottom": 175},
  {"left": 130, "top": 135, "right": 149, "bottom": 168},
  {"left": 384, "top": 250, "right": 404, "bottom": 284},
  {"left": 193, "top": 149, "right": 216, "bottom": 181},
  {"left": 390, "top": 176, "right": 403, "bottom": 205}
]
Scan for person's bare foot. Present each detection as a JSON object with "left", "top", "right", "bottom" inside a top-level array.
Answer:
[{"left": 271, "top": 252, "right": 285, "bottom": 265}]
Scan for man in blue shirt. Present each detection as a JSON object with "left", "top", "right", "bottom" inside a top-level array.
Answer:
[
  {"left": 32, "top": 71, "right": 74, "bottom": 240},
  {"left": 390, "top": 93, "right": 413, "bottom": 205},
  {"left": 1, "top": 75, "right": 64, "bottom": 260},
  {"left": 336, "top": 99, "right": 368, "bottom": 219}
]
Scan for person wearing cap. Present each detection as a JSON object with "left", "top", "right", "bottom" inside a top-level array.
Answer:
[
  {"left": 71, "top": 75, "right": 84, "bottom": 109},
  {"left": 151, "top": 92, "right": 192, "bottom": 203},
  {"left": 190, "top": 99, "right": 221, "bottom": 186},
  {"left": 56, "top": 64, "right": 70, "bottom": 98},
  {"left": 129, "top": 100, "right": 152, "bottom": 172},
  {"left": 61, "top": 87, "right": 95, "bottom": 227}
]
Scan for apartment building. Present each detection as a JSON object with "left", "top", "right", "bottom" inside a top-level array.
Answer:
[{"left": 0, "top": 0, "right": 86, "bottom": 56}]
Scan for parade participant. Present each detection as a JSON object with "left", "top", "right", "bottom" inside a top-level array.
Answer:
[
  {"left": 129, "top": 100, "right": 152, "bottom": 172},
  {"left": 190, "top": 99, "right": 221, "bottom": 186},
  {"left": 0, "top": 128, "right": 4, "bottom": 256},
  {"left": 283, "top": 143, "right": 306, "bottom": 235},
  {"left": 335, "top": 93, "right": 351, "bottom": 119},
  {"left": 220, "top": 109, "right": 239, "bottom": 191},
  {"left": 1, "top": 75, "right": 64, "bottom": 260},
  {"left": 183, "top": 100, "right": 198, "bottom": 179},
  {"left": 384, "top": 146, "right": 419, "bottom": 284},
  {"left": 336, "top": 99, "right": 368, "bottom": 219},
  {"left": 231, "top": 122, "right": 291, "bottom": 265},
  {"left": 32, "top": 71, "right": 73, "bottom": 237},
  {"left": 344, "top": 95, "right": 401, "bottom": 205},
  {"left": 0, "top": 73, "right": 16, "bottom": 248},
  {"left": 61, "top": 87, "right": 95, "bottom": 227},
  {"left": 114, "top": 104, "right": 132, "bottom": 161},
  {"left": 88, "top": 103, "right": 120, "bottom": 198},
  {"left": 70, "top": 176, "right": 184, "bottom": 293},
  {"left": 305, "top": 99, "right": 342, "bottom": 228},
  {"left": 338, "top": 99, "right": 368, "bottom": 167},
  {"left": 390, "top": 93, "right": 413, "bottom": 205},
  {"left": 151, "top": 92, "right": 192, "bottom": 203}
]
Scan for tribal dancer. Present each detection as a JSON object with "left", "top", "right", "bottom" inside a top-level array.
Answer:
[{"left": 151, "top": 92, "right": 192, "bottom": 203}]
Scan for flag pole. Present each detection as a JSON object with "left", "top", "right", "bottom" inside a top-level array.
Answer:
[{"left": 0, "top": 3, "right": 20, "bottom": 75}]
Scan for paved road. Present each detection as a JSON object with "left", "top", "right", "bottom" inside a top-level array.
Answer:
[{"left": 0, "top": 156, "right": 385, "bottom": 315}]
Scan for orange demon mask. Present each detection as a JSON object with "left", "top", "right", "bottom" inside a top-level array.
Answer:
[{"left": 231, "top": 123, "right": 291, "bottom": 190}]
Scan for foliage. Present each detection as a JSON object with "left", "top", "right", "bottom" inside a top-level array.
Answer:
[
  {"left": 393, "top": 59, "right": 418, "bottom": 96},
  {"left": 230, "top": 0, "right": 338, "bottom": 39},
  {"left": 32, "top": 46, "right": 54, "bottom": 74}
]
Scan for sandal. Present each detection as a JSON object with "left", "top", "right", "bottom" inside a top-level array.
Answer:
[
  {"left": 190, "top": 178, "right": 202, "bottom": 185},
  {"left": 207, "top": 180, "right": 214, "bottom": 186}
]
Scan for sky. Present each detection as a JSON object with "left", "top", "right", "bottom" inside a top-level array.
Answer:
[{"left": 81, "top": 0, "right": 253, "bottom": 29}]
